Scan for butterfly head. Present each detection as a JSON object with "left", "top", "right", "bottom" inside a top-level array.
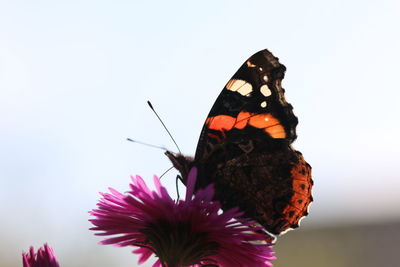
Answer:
[{"left": 165, "top": 151, "right": 194, "bottom": 185}]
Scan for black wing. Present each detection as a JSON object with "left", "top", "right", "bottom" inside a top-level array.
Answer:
[{"left": 194, "top": 49, "right": 298, "bottom": 161}]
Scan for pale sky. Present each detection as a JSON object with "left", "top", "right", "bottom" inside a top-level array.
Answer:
[{"left": 1, "top": 1, "right": 399, "bottom": 266}]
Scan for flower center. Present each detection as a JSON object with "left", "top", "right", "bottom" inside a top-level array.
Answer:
[{"left": 140, "top": 220, "right": 219, "bottom": 267}]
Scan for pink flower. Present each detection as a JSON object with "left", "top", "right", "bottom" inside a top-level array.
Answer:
[
  {"left": 89, "top": 167, "right": 276, "bottom": 267},
  {"left": 22, "top": 244, "right": 60, "bottom": 267}
]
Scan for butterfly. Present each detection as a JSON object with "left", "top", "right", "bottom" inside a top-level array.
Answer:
[{"left": 166, "top": 49, "right": 313, "bottom": 238}]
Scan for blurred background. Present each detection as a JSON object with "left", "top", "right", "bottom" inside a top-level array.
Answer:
[{"left": 1, "top": 1, "right": 399, "bottom": 266}]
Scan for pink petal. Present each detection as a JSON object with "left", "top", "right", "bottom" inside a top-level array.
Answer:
[
  {"left": 133, "top": 247, "right": 153, "bottom": 264},
  {"left": 185, "top": 167, "right": 197, "bottom": 201}
]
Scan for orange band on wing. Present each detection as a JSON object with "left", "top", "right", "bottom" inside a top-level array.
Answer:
[
  {"left": 235, "top": 112, "right": 252, "bottom": 129},
  {"left": 206, "top": 112, "right": 286, "bottom": 138},
  {"left": 205, "top": 115, "right": 236, "bottom": 131},
  {"left": 265, "top": 125, "right": 286, "bottom": 138},
  {"left": 280, "top": 158, "right": 312, "bottom": 228}
]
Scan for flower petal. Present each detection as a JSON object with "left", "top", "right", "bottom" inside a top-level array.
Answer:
[
  {"left": 90, "top": 171, "right": 276, "bottom": 267},
  {"left": 185, "top": 167, "right": 197, "bottom": 201}
]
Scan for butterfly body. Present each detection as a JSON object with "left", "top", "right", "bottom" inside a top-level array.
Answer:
[{"left": 166, "top": 49, "right": 312, "bottom": 237}]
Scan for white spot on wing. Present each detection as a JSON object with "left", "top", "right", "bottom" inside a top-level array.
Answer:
[
  {"left": 260, "top": 85, "right": 272, "bottom": 97},
  {"left": 263, "top": 75, "right": 268, "bottom": 82},
  {"left": 226, "top": 79, "right": 253, "bottom": 96},
  {"left": 260, "top": 101, "right": 267, "bottom": 108},
  {"left": 246, "top": 61, "right": 256, "bottom": 67}
]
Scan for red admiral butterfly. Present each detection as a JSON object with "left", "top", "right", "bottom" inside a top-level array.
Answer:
[{"left": 166, "top": 49, "right": 313, "bottom": 237}]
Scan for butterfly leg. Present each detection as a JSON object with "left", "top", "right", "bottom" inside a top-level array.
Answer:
[{"left": 175, "top": 175, "right": 181, "bottom": 199}]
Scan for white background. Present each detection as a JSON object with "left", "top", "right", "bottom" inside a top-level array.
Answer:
[{"left": 1, "top": 1, "right": 399, "bottom": 266}]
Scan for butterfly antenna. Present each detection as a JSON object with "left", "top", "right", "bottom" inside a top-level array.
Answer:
[
  {"left": 159, "top": 166, "right": 174, "bottom": 179},
  {"left": 147, "top": 100, "right": 182, "bottom": 154},
  {"left": 126, "top": 138, "right": 167, "bottom": 151},
  {"left": 159, "top": 167, "right": 181, "bottom": 200}
]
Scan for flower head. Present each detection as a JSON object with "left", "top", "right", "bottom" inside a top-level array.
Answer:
[
  {"left": 22, "top": 244, "right": 60, "bottom": 267},
  {"left": 90, "top": 167, "right": 275, "bottom": 267}
]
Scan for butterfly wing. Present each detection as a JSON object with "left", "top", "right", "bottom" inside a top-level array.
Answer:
[
  {"left": 194, "top": 49, "right": 298, "bottom": 161},
  {"left": 192, "top": 49, "right": 312, "bottom": 236}
]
